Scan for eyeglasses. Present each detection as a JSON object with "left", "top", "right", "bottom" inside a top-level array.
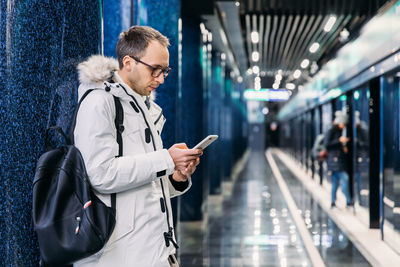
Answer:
[{"left": 129, "top": 56, "right": 171, "bottom": 79}]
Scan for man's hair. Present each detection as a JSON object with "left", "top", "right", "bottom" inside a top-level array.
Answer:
[{"left": 116, "top": 26, "right": 170, "bottom": 69}]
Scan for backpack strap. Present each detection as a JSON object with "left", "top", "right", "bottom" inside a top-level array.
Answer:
[
  {"left": 69, "top": 89, "right": 96, "bottom": 144},
  {"left": 69, "top": 88, "right": 124, "bottom": 210},
  {"left": 113, "top": 96, "right": 124, "bottom": 157},
  {"left": 111, "top": 95, "right": 124, "bottom": 209}
]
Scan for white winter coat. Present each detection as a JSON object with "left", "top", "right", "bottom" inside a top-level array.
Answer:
[{"left": 73, "top": 55, "right": 191, "bottom": 267}]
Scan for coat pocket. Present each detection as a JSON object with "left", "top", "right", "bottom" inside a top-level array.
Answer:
[{"left": 107, "top": 192, "right": 136, "bottom": 244}]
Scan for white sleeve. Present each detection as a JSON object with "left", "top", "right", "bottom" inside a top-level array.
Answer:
[
  {"left": 74, "top": 91, "right": 175, "bottom": 194},
  {"left": 168, "top": 176, "right": 192, "bottom": 198}
]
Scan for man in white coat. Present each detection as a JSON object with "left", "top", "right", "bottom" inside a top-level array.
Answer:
[{"left": 73, "top": 26, "right": 202, "bottom": 266}]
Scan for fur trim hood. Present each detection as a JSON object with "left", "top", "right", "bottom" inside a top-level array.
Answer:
[
  {"left": 77, "top": 55, "right": 157, "bottom": 101},
  {"left": 77, "top": 55, "right": 119, "bottom": 84}
]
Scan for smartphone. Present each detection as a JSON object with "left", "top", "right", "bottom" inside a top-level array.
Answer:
[{"left": 193, "top": 135, "right": 218, "bottom": 150}]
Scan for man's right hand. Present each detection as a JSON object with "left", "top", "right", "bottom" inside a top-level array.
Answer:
[
  {"left": 339, "top": 136, "right": 349, "bottom": 144},
  {"left": 168, "top": 143, "right": 202, "bottom": 171}
]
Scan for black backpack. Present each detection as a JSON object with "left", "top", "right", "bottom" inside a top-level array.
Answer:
[{"left": 32, "top": 88, "right": 124, "bottom": 266}]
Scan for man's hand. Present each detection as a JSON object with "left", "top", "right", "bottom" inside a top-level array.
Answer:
[
  {"left": 168, "top": 143, "right": 202, "bottom": 171},
  {"left": 339, "top": 136, "right": 349, "bottom": 144},
  {"left": 172, "top": 157, "right": 200, "bottom": 182},
  {"left": 339, "top": 136, "right": 350, "bottom": 154}
]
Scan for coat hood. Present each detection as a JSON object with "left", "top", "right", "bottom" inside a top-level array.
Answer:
[
  {"left": 77, "top": 54, "right": 157, "bottom": 101},
  {"left": 77, "top": 55, "right": 119, "bottom": 85}
]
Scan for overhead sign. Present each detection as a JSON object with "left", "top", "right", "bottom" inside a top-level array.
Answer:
[{"left": 243, "top": 89, "right": 291, "bottom": 101}]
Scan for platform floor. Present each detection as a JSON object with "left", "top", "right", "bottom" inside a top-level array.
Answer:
[{"left": 177, "top": 149, "right": 400, "bottom": 266}]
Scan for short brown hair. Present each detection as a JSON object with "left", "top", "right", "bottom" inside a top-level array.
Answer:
[{"left": 116, "top": 26, "right": 170, "bottom": 69}]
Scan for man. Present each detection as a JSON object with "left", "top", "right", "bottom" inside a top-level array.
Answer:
[
  {"left": 325, "top": 110, "right": 352, "bottom": 207},
  {"left": 73, "top": 26, "right": 202, "bottom": 266}
]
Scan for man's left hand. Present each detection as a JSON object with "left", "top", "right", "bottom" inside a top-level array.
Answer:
[{"left": 172, "top": 157, "right": 200, "bottom": 182}]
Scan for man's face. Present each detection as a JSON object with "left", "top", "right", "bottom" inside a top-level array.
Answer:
[{"left": 123, "top": 40, "right": 169, "bottom": 96}]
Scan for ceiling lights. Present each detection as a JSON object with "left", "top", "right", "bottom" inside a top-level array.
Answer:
[
  {"left": 293, "top": 69, "right": 301, "bottom": 79},
  {"left": 339, "top": 28, "right": 350, "bottom": 42},
  {"left": 286, "top": 83, "right": 295, "bottom": 90},
  {"left": 309, "top": 42, "right": 320, "bottom": 53},
  {"left": 252, "top": 66, "right": 260, "bottom": 74},
  {"left": 252, "top": 51, "right": 260, "bottom": 62},
  {"left": 324, "top": 16, "right": 337, "bottom": 32},
  {"left": 251, "top": 31, "right": 259, "bottom": 43},
  {"left": 300, "top": 59, "right": 310, "bottom": 69},
  {"left": 254, "top": 76, "right": 261, "bottom": 90}
]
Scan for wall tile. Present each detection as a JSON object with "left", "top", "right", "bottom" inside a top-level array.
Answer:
[
  {"left": 134, "top": 0, "right": 180, "bottom": 148},
  {"left": 0, "top": 1, "right": 101, "bottom": 264},
  {"left": 179, "top": 17, "right": 204, "bottom": 220},
  {"left": 103, "top": 0, "right": 133, "bottom": 57}
]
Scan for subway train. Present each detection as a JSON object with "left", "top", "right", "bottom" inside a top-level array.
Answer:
[{"left": 277, "top": 2, "right": 400, "bottom": 255}]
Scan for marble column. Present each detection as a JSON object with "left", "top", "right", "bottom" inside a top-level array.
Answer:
[
  {"left": 178, "top": 17, "right": 204, "bottom": 220},
  {"left": 134, "top": 0, "right": 180, "bottom": 148},
  {"left": 232, "top": 80, "right": 248, "bottom": 161},
  {"left": 103, "top": 0, "right": 133, "bottom": 57},
  {"left": 208, "top": 51, "right": 224, "bottom": 195},
  {"left": 222, "top": 71, "right": 233, "bottom": 181},
  {"left": 0, "top": 0, "right": 102, "bottom": 264},
  {"left": 132, "top": 0, "right": 181, "bottom": 224}
]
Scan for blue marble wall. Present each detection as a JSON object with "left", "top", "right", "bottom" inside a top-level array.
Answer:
[
  {"left": 202, "top": 37, "right": 212, "bottom": 201},
  {"left": 179, "top": 18, "right": 204, "bottom": 220},
  {"left": 103, "top": 0, "right": 133, "bottom": 57},
  {"left": 209, "top": 51, "right": 224, "bottom": 194},
  {"left": 132, "top": 0, "right": 181, "bottom": 225},
  {"left": 0, "top": 2, "right": 7, "bottom": 261},
  {"left": 232, "top": 81, "right": 248, "bottom": 161},
  {"left": 222, "top": 72, "right": 233, "bottom": 181},
  {"left": 134, "top": 0, "right": 180, "bottom": 149},
  {"left": 0, "top": 0, "right": 102, "bottom": 264}
]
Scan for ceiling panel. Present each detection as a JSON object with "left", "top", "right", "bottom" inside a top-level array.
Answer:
[{"left": 236, "top": 0, "right": 393, "bottom": 89}]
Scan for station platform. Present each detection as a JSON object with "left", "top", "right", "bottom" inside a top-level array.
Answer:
[{"left": 177, "top": 149, "right": 400, "bottom": 266}]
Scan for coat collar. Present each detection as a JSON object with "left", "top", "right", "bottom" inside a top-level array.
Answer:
[{"left": 77, "top": 55, "right": 159, "bottom": 111}]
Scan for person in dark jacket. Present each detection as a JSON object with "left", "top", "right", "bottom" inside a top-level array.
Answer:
[{"left": 325, "top": 110, "right": 352, "bottom": 207}]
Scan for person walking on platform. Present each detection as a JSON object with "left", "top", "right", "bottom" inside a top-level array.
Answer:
[
  {"left": 325, "top": 110, "right": 352, "bottom": 207},
  {"left": 73, "top": 26, "right": 202, "bottom": 267}
]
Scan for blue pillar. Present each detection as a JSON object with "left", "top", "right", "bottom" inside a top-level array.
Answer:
[
  {"left": 0, "top": 0, "right": 102, "bottom": 264},
  {"left": 134, "top": 0, "right": 180, "bottom": 148},
  {"left": 232, "top": 80, "right": 248, "bottom": 161},
  {"left": 178, "top": 18, "right": 204, "bottom": 221},
  {"left": 199, "top": 30, "right": 212, "bottom": 211},
  {"left": 201, "top": 32, "right": 212, "bottom": 201},
  {"left": 103, "top": 0, "right": 133, "bottom": 57},
  {"left": 133, "top": 0, "right": 181, "bottom": 223},
  {"left": 222, "top": 72, "right": 233, "bottom": 181},
  {"left": 209, "top": 51, "right": 224, "bottom": 194}
]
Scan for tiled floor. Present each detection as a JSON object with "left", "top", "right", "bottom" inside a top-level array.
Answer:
[
  {"left": 272, "top": 154, "right": 370, "bottom": 267},
  {"left": 178, "top": 150, "right": 370, "bottom": 266}
]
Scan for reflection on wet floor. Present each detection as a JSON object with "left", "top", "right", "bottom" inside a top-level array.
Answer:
[
  {"left": 272, "top": 154, "right": 371, "bottom": 267},
  {"left": 178, "top": 150, "right": 370, "bottom": 266}
]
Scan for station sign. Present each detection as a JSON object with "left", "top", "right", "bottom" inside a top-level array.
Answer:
[{"left": 243, "top": 89, "right": 291, "bottom": 101}]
